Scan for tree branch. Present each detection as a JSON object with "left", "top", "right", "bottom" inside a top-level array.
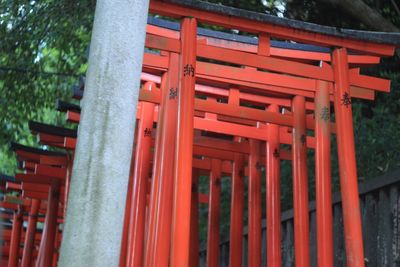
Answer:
[
  {"left": 317, "top": 0, "right": 399, "bottom": 32},
  {"left": 390, "top": 0, "right": 400, "bottom": 16}
]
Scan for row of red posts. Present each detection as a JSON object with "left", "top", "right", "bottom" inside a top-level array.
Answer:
[{"left": 1, "top": 1, "right": 399, "bottom": 266}]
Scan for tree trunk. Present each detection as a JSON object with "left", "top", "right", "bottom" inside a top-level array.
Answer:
[
  {"left": 318, "top": 0, "right": 399, "bottom": 32},
  {"left": 58, "top": 0, "right": 149, "bottom": 266}
]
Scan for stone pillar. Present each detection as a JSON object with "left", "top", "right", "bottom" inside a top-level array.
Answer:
[{"left": 59, "top": 0, "right": 149, "bottom": 265}]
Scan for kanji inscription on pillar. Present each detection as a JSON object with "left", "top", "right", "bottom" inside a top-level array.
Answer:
[
  {"left": 183, "top": 64, "right": 195, "bottom": 77},
  {"left": 144, "top": 128, "right": 152, "bottom": 137},
  {"left": 341, "top": 92, "right": 351, "bottom": 108},
  {"left": 169, "top": 88, "right": 178, "bottom": 100}
]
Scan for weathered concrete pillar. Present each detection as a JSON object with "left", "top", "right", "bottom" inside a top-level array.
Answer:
[{"left": 58, "top": 0, "right": 149, "bottom": 266}]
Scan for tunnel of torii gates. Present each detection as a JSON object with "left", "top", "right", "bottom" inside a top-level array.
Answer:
[{"left": 1, "top": 0, "right": 400, "bottom": 267}]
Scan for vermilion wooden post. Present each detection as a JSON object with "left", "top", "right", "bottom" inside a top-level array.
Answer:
[
  {"left": 144, "top": 73, "right": 168, "bottom": 267},
  {"left": 189, "top": 169, "right": 200, "bottom": 267},
  {"left": 8, "top": 207, "right": 23, "bottom": 267},
  {"left": 227, "top": 87, "right": 246, "bottom": 267},
  {"left": 126, "top": 82, "right": 156, "bottom": 267},
  {"left": 266, "top": 104, "right": 281, "bottom": 267},
  {"left": 21, "top": 199, "right": 41, "bottom": 267},
  {"left": 119, "top": 147, "right": 135, "bottom": 267},
  {"left": 248, "top": 139, "right": 261, "bottom": 267},
  {"left": 170, "top": 17, "right": 197, "bottom": 267},
  {"left": 315, "top": 80, "right": 333, "bottom": 267},
  {"left": 63, "top": 153, "right": 73, "bottom": 217},
  {"left": 229, "top": 153, "right": 244, "bottom": 267},
  {"left": 53, "top": 227, "right": 60, "bottom": 266},
  {"left": 36, "top": 181, "right": 60, "bottom": 267},
  {"left": 207, "top": 159, "right": 222, "bottom": 267},
  {"left": 332, "top": 48, "right": 365, "bottom": 267},
  {"left": 292, "top": 95, "right": 310, "bottom": 266},
  {"left": 148, "top": 53, "right": 180, "bottom": 267}
]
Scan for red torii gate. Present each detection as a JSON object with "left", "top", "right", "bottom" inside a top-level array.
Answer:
[
  {"left": 58, "top": 9, "right": 396, "bottom": 266},
  {"left": 1, "top": 142, "right": 69, "bottom": 267},
  {"left": 65, "top": 17, "right": 394, "bottom": 267},
  {"left": 140, "top": 1, "right": 399, "bottom": 267},
  {"left": 1, "top": 1, "right": 400, "bottom": 267}
]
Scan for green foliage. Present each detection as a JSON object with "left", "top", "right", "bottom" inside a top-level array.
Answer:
[
  {"left": 353, "top": 71, "right": 400, "bottom": 179},
  {"left": 0, "top": 0, "right": 95, "bottom": 174}
]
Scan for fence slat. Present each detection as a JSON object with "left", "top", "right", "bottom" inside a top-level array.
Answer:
[
  {"left": 378, "top": 189, "right": 391, "bottom": 266},
  {"left": 310, "top": 211, "right": 317, "bottom": 267},
  {"left": 282, "top": 220, "right": 294, "bottom": 267},
  {"left": 389, "top": 185, "right": 400, "bottom": 265},
  {"left": 261, "top": 227, "right": 266, "bottom": 266},
  {"left": 333, "top": 204, "right": 346, "bottom": 267},
  {"left": 362, "top": 193, "right": 378, "bottom": 266}
]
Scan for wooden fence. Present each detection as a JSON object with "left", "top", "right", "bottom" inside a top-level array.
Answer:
[{"left": 199, "top": 169, "right": 400, "bottom": 266}]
